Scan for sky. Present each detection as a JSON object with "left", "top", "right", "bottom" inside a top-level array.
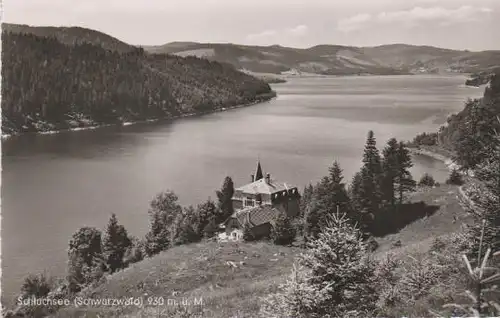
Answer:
[{"left": 3, "top": 0, "right": 500, "bottom": 51}]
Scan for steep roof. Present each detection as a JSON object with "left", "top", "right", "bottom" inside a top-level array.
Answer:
[
  {"left": 231, "top": 205, "right": 282, "bottom": 227},
  {"left": 235, "top": 177, "right": 297, "bottom": 195},
  {"left": 255, "top": 161, "right": 264, "bottom": 181}
]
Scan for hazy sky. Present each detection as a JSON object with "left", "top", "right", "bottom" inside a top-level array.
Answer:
[{"left": 3, "top": 0, "right": 500, "bottom": 50}]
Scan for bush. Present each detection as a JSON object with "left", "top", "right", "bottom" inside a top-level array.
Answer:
[
  {"left": 124, "top": 237, "right": 146, "bottom": 265},
  {"left": 243, "top": 223, "right": 255, "bottom": 242},
  {"left": 446, "top": 168, "right": 464, "bottom": 185},
  {"left": 20, "top": 273, "right": 52, "bottom": 299},
  {"left": 418, "top": 173, "right": 436, "bottom": 187}
]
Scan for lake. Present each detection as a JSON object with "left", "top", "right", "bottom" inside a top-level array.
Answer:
[{"left": 0, "top": 74, "right": 483, "bottom": 306}]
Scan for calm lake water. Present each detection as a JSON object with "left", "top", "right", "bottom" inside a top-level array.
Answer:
[{"left": 1, "top": 75, "right": 483, "bottom": 305}]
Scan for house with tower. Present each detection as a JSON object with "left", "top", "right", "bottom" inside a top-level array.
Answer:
[{"left": 222, "top": 161, "right": 300, "bottom": 240}]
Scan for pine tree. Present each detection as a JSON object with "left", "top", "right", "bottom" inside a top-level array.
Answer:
[
  {"left": 396, "top": 141, "right": 416, "bottom": 204},
  {"left": 356, "top": 131, "right": 384, "bottom": 232},
  {"left": 216, "top": 176, "right": 235, "bottom": 223},
  {"left": 381, "top": 138, "right": 400, "bottom": 209},
  {"left": 327, "top": 161, "right": 351, "bottom": 215},
  {"left": 102, "top": 213, "right": 132, "bottom": 273},
  {"left": 300, "top": 184, "right": 314, "bottom": 218},
  {"left": 262, "top": 213, "right": 378, "bottom": 317},
  {"left": 349, "top": 171, "right": 363, "bottom": 212},
  {"left": 304, "top": 161, "right": 351, "bottom": 239},
  {"left": 271, "top": 212, "right": 297, "bottom": 245}
]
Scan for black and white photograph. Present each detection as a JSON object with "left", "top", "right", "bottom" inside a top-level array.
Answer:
[{"left": 1, "top": 0, "right": 500, "bottom": 316}]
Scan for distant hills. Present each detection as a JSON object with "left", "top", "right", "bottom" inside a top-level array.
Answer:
[
  {"left": 4, "top": 22, "right": 500, "bottom": 77},
  {"left": 144, "top": 42, "right": 500, "bottom": 76},
  {"left": 1, "top": 23, "right": 274, "bottom": 135}
]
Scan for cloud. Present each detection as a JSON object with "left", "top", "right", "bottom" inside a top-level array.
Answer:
[
  {"left": 377, "top": 6, "right": 493, "bottom": 25},
  {"left": 337, "top": 5, "right": 493, "bottom": 31},
  {"left": 246, "top": 29, "right": 279, "bottom": 41},
  {"left": 286, "top": 25, "right": 309, "bottom": 37},
  {"left": 246, "top": 25, "right": 308, "bottom": 44},
  {"left": 337, "top": 13, "right": 372, "bottom": 32}
]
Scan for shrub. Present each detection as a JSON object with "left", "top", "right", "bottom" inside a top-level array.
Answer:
[
  {"left": 123, "top": 237, "right": 146, "bottom": 265},
  {"left": 430, "top": 225, "right": 500, "bottom": 317},
  {"left": 20, "top": 273, "right": 52, "bottom": 299},
  {"left": 418, "top": 173, "right": 436, "bottom": 187},
  {"left": 242, "top": 223, "right": 255, "bottom": 242},
  {"left": 446, "top": 168, "right": 464, "bottom": 185}
]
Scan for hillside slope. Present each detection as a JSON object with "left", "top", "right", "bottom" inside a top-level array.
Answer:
[
  {"left": 34, "top": 184, "right": 469, "bottom": 318},
  {"left": 146, "top": 42, "right": 500, "bottom": 75},
  {"left": 1, "top": 28, "right": 274, "bottom": 135},
  {"left": 145, "top": 42, "right": 409, "bottom": 76},
  {"left": 437, "top": 71, "right": 500, "bottom": 168},
  {"left": 52, "top": 242, "right": 301, "bottom": 318}
]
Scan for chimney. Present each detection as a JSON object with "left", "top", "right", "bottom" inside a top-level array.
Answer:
[
  {"left": 251, "top": 174, "right": 255, "bottom": 182},
  {"left": 265, "top": 173, "right": 271, "bottom": 184}
]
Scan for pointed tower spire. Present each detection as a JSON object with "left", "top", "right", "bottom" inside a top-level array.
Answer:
[{"left": 254, "top": 160, "right": 264, "bottom": 181}]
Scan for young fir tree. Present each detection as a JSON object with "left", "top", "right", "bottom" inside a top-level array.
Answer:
[
  {"left": 261, "top": 213, "right": 378, "bottom": 318},
  {"left": 395, "top": 141, "right": 416, "bottom": 204},
  {"left": 102, "top": 213, "right": 132, "bottom": 273},
  {"left": 216, "top": 176, "right": 235, "bottom": 224},
  {"left": 144, "top": 190, "right": 182, "bottom": 256},
  {"left": 304, "top": 161, "right": 351, "bottom": 239}
]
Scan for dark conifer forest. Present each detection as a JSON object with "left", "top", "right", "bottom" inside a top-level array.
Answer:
[{"left": 1, "top": 30, "right": 274, "bottom": 134}]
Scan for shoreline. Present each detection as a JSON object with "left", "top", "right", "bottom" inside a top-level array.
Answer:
[
  {"left": 408, "top": 145, "right": 480, "bottom": 211},
  {"left": 1, "top": 94, "right": 276, "bottom": 141},
  {"left": 408, "top": 146, "right": 458, "bottom": 171}
]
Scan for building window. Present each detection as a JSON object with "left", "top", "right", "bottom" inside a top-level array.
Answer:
[{"left": 244, "top": 196, "right": 255, "bottom": 207}]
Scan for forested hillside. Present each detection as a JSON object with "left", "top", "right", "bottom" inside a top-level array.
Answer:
[
  {"left": 1, "top": 31, "right": 274, "bottom": 135},
  {"left": 147, "top": 41, "right": 500, "bottom": 75},
  {"left": 437, "top": 71, "right": 500, "bottom": 169},
  {"left": 2, "top": 23, "right": 134, "bottom": 53}
]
